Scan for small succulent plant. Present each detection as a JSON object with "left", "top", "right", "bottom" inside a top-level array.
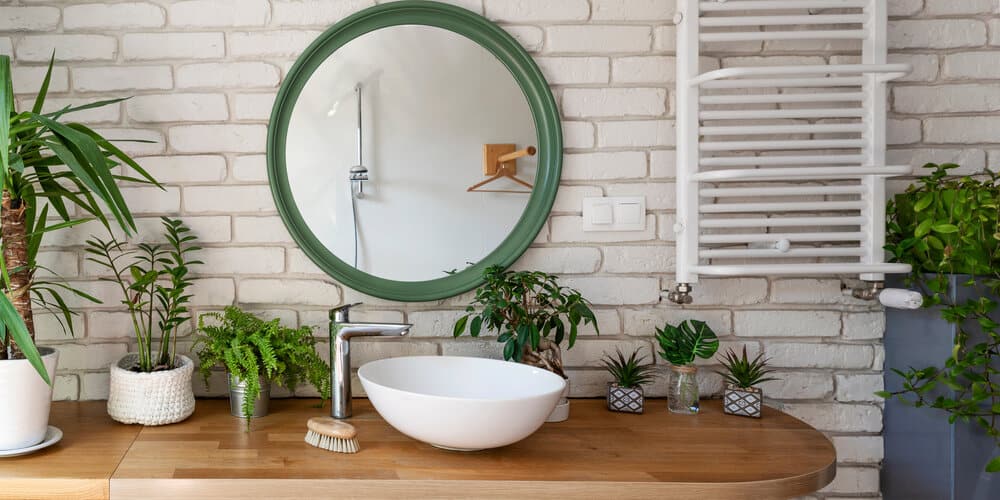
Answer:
[
  {"left": 601, "top": 348, "right": 656, "bottom": 389},
  {"left": 717, "top": 346, "right": 778, "bottom": 389}
]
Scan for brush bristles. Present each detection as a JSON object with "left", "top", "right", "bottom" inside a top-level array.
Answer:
[{"left": 305, "top": 429, "right": 360, "bottom": 453}]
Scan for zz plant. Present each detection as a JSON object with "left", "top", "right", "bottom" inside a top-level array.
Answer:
[
  {"left": 883, "top": 162, "right": 1000, "bottom": 472},
  {"left": 1, "top": 54, "right": 158, "bottom": 382},
  {"left": 453, "top": 265, "right": 599, "bottom": 378}
]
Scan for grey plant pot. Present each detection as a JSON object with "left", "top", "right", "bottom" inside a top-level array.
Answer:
[
  {"left": 607, "top": 383, "right": 644, "bottom": 414},
  {"left": 228, "top": 373, "right": 271, "bottom": 419},
  {"left": 723, "top": 385, "right": 762, "bottom": 418}
]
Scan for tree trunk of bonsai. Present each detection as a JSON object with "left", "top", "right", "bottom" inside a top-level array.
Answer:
[
  {"left": 1, "top": 191, "right": 34, "bottom": 360},
  {"left": 522, "top": 338, "right": 566, "bottom": 378}
]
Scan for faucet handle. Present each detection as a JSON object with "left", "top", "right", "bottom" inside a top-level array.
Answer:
[{"left": 330, "top": 302, "right": 362, "bottom": 322}]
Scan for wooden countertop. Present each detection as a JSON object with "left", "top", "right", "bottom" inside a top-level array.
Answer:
[{"left": 1, "top": 399, "right": 836, "bottom": 500}]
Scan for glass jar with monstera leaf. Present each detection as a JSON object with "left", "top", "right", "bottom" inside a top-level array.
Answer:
[{"left": 655, "top": 320, "right": 720, "bottom": 415}]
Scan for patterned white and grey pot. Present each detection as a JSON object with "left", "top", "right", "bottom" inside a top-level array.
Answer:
[
  {"left": 607, "top": 383, "right": 644, "bottom": 414},
  {"left": 723, "top": 384, "right": 763, "bottom": 418}
]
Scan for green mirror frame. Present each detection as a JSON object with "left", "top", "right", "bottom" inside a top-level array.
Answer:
[{"left": 267, "top": 1, "right": 562, "bottom": 302}]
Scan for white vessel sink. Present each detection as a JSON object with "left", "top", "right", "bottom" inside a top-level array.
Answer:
[{"left": 358, "top": 356, "right": 566, "bottom": 451}]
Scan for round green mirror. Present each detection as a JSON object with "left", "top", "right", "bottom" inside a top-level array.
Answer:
[{"left": 267, "top": 1, "right": 561, "bottom": 302}]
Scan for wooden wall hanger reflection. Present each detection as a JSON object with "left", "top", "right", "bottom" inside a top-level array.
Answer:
[{"left": 467, "top": 144, "right": 536, "bottom": 194}]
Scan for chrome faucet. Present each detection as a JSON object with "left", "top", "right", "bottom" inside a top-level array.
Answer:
[{"left": 330, "top": 303, "right": 411, "bottom": 419}]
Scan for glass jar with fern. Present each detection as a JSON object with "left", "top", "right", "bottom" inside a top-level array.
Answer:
[
  {"left": 655, "top": 320, "right": 719, "bottom": 415},
  {"left": 602, "top": 348, "right": 655, "bottom": 414},
  {"left": 717, "top": 346, "right": 777, "bottom": 418}
]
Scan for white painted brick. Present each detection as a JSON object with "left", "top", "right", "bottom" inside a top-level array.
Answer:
[
  {"left": 588, "top": 309, "right": 620, "bottom": 335},
  {"left": 563, "top": 369, "right": 615, "bottom": 397},
  {"left": 169, "top": 0, "right": 269, "bottom": 27},
  {"left": 485, "top": 0, "right": 589, "bottom": 22},
  {"left": 546, "top": 26, "right": 652, "bottom": 54},
  {"left": 687, "top": 278, "right": 768, "bottom": 306},
  {"left": 592, "top": 0, "right": 675, "bottom": 21},
  {"left": 649, "top": 150, "right": 675, "bottom": 178},
  {"left": 889, "top": 118, "right": 921, "bottom": 145},
  {"left": 503, "top": 26, "right": 543, "bottom": 52},
  {"left": 88, "top": 312, "right": 135, "bottom": 340},
  {"left": 407, "top": 310, "right": 468, "bottom": 337},
  {"left": 563, "top": 88, "right": 667, "bottom": 118},
  {"left": 552, "top": 185, "right": 602, "bottom": 212},
  {"left": 57, "top": 343, "right": 127, "bottom": 370},
  {"left": 0, "top": 38, "right": 11, "bottom": 57},
  {"left": 889, "top": 20, "right": 987, "bottom": 49},
  {"left": 239, "top": 279, "right": 340, "bottom": 306},
  {"left": 771, "top": 279, "right": 852, "bottom": 305},
  {"left": 563, "top": 152, "right": 647, "bottom": 180},
  {"left": 58, "top": 281, "right": 122, "bottom": 309},
  {"left": 562, "top": 121, "right": 595, "bottom": 149},
  {"left": 52, "top": 374, "right": 79, "bottom": 401},
  {"left": 36, "top": 251, "right": 78, "bottom": 279},
  {"left": 535, "top": 57, "right": 609, "bottom": 85},
  {"left": 603, "top": 246, "right": 674, "bottom": 274},
  {"left": 349, "top": 340, "right": 439, "bottom": 366},
  {"left": 133, "top": 216, "right": 231, "bottom": 244},
  {"left": 832, "top": 436, "right": 884, "bottom": 464},
  {"left": 17, "top": 35, "right": 117, "bottom": 62},
  {"left": 924, "top": 0, "right": 995, "bottom": 15},
  {"left": 891, "top": 54, "right": 940, "bottom": 82},
  {"left": 607, "top": 181, "right": 674, "bottom": 210},
  {"left": 200, "top": 247, "right": 285, "bottom": 275},
  {"left": 819, "top": 466, "right": 880, "bottom": 495},
  {"left": 287, "top": 248, "right": 324, "bottom": 275},
  {"left": 234, "top": 216, "right": 294, "bottom": 243},
  {"left": 123, "top": 33, "right": 224, "bottom": 61},
  {"left": 169, "top": 124, "right": 267, "bottom": 153},
  {"left": 34, "top": 313, "right": 81, "bottom": 342},
  {"left": 889, "top": 0, "right": 923, "bottom": 16},
  {"left": 0, "top": 6, "right": 60, "bottom": 31},
  {"left": 767, "top": 343, "right": 873, "bottom": 369},
  {"left": 597, "top": 120, "right": 675, "bottom": 148},
  {"left": 185, "top": 185, "right": 274, "bottom": 213},
  {"left": 992, "top": 20, "right": 1000, "bottom": 46},
  {"left": 233, "top": 93, "right": 277, "bottom": 120},
  {"left": 121, "top": 186, "right": 181, "bottom": 214},
  {"left": 759, "top": 372, "right": 834, "bottom": 400},
  {"left": 64, "top": 3, "right": 165, "bottom": 29},
  {"left": 127, "top": 93, "right": 229, "bottom": 122},
  {"left": 229, "top": 31, "right": 321, "bottom": 58},
  {"left": 72, "top": 66, "right": 172, "bottom": 92},
  {"left": 562, "top": 277, "right": 661, "bottom": 305},
  {"left": 176, "top": 62, "right": 280, "bottom": 89},
  {"left": 843, "top": 312, "right": 885, "bottom": 340},
  {"left": 887, "top": 148, "right": 986, "bottom": 175},
  {"left": 784, "top": 403, "right": 882, "bottom": 433},
  {"left": 613, "top": 56, "right": 675, "bottom": 84},
  {"left": 836, "top": 374, "right": 883, "bottom": 403},
  {"left": 80, "top": 372, "right": 110, "bottom": 401},
  {"left": 550, "top": 215, "right": 657, "bottom": 243},
  {"left": 189, "top": 278, "right": 236, "bottom": 306},
  {"left": 232, "top": 155, "right": 267, "bottom": 182},
  {"left": 563, "top": 339, "right": 654, "bottom": 368},
  {"left": 441, "top": 339, "right": 504, "bottom": 360},
  {"left": 271, "top": 0, "right": 374, "bottom": 27},
  {"left": 11, "top": 65, "right": 69, "bottom": 94},
  {"left": 894, "top": 84, "right": 1000, "bottom": 114},
  {"left": 925, "top": 116, "right": 1000, "bottom": 143},
  {"left": 735, "top": 311, "right": 840, "bottom": 337},
  {"left": 943, "top": 52, "right": 1000, "bottom": 80},
  {"left": 24, "top": 97, "right": 119, "bottom": 124},
  {"left": 623, "top": 308, "right": 732, "bottom": 338},
  {"left": 512, "top": 247, "right": 601, "bottom": 274},
  {"left": 133, "top": 155, "right": 227, "bottom": 184},
  {"left": 657, "top": 214, "right": 677, "bottom": 243}
]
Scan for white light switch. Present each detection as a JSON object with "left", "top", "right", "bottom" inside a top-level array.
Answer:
[{"left": 582, "top": 197, "right": 646, "bottom": 232}]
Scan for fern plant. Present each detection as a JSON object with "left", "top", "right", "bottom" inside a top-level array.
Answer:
[
  {"left": 602, "top": 348, "right": 656, "bottom": 389},
  {"left": 655, "top": 319, "right": 720, "bottom": 366},
  {"left": 717, "top": 346, "right": 777, "bottom": 389},
  {"left": 194, "top": 306, "right": 331, "bottom": 423}
]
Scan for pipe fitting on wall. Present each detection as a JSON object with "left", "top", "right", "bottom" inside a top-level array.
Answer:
[
  {"left": 852, "top": 281, "right": 885, "bottom": 301},
  {"left": 666, "top": 283, "right": 694, "bottom": 305}
]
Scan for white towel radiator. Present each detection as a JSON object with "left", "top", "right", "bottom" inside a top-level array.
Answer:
[{"left": 669, "top": 0, "right": 912, "bottom": 304}]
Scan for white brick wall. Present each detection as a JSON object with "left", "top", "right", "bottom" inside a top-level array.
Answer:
[{"left": 4, "top": 1, "right": 992, "bottom": 497}]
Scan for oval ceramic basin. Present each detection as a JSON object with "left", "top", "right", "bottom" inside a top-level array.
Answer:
[{"left": 358, "top": 356, "right": 566, "bottom": 451}]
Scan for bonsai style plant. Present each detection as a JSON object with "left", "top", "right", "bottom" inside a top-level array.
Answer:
[
  {"left": 86, "top": 218, "right": 201, "bottom": 425},
  {"left": 0, "top": 55, "right": 157, "bottom": 450},
  {"left": 195, "top": 306, "right": 331, "bottom": 424},
  {"left": 882, "top": 162, "right": 1000, "bottom": 473},
  {"left": 602, "top": 348, "right": 656, "bottom": 414},
  {"left": 655, "top": 319, "right": 719, "bottom": 414},
  {"left": 453, "top": 265, "right": 599, "bottom": 421},
  {"left": 717, "top": 346, "right": 777, "bottom": 419}
]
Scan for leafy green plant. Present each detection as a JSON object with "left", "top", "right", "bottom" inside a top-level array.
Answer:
[
  {"left": 1, "top": 54, "right": 158, "bottom": 383},
  {"left": 453, "top": 265, "right": 599, "bottom": 378},
  {"left": 194, "top": 306, "right": 331, "bottom": 422},
  {"left": 883, "top": 162, "right": 1000, "bottom": 472},
  {"left": 716, "top": 346, "right": 777, "bottom": 389},
  {"left": 602, "top": 348, "right": 655, "bottom": 389},
  {"left": 85, "top": 218, "right": 200, "bottom": 373},
  {"left": 655, "top": 319, "right": 719, "bottom": 366}
]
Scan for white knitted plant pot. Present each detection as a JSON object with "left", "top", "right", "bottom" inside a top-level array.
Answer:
[{"left": 107, "top": 354, "right": 195, "bottom": 426}]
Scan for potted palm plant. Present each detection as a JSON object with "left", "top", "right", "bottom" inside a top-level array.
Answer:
[
  {"left": 86, "top": 218, "right": 201, "bottom": 425},
  {"left": 602, "top": 348, "right": 655, "bottom": 414},
  {"left": 0, "top": 55, "right": 157, "bottom": 451},
  {"left": 655, "top": 319, "right": 719, "bottom": 415},
  {"left": 453, "top": 265, "right": 599, "bottom": 422},
  {"left": 717, "top": 346, "right": 777, "bottom": 418},
  {"left": 194, "top": 306, "right": 330, "bottom": 425}
]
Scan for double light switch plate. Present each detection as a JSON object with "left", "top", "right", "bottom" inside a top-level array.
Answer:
[{"left": 582, "top": 197, "right": 646, "bottom": 232}]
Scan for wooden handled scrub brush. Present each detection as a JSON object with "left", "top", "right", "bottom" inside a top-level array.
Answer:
[{"left": 305, "top": 417, "right": 360, "bottom": 453}]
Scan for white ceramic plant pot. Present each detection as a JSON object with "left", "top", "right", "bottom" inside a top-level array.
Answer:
[
  {"left": 546, "top": 378, "right": 570, "bottom": 422},
  {"left": 0, "top": 347, "right": 58, "bottom": 451},
  {"left": 107, "top": 354, "right": 195, "bottom": 426}
]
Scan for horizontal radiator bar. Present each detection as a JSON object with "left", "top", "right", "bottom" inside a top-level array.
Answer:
[
  {"left": 701, "top": 30, "right": 866, "bottom": 42},
  {"left": 700, "top": 108, "right": 865, "bottom": 120},
  {"left": 700, "top": 14, "right": 865, "bottom": 27},
  {"left": 700, "top": 200, "right": 866, "bottom": 213},
  {"left": 700, "top": 185, "right": 865, "bottom": 197},
  {"left": 700, "top": 123, "right": 865, "bottom": 136},
  {"left": 700, "top": 247, "right": 866, "bottom": 258},
  {"left": 699, "top": 154, "right": 866, "bottom": 167},
  {"left": 692, "top": 166, "right": 912, "bottom": 181},
  {"left": 700, "top": 232, "right": 866, "bottom": 244},
  {"left": 699, "top": 0, "right": 869, "bottom": 11},
  {"left": 700, "top": 216, "right": 867, "bottom": 228},
  {"left": 700, "top": 92, "right": 864, "bottom": 105},
  {"left": 700, "top": 77, "right": 864, "bottom": 89},
  {"left": 690, "top": 263, "right": 912, "bottom": 276}
]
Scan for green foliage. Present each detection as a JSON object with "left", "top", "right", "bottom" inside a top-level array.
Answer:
[
  {"left": 452, "top": 265, "right": 598, "bottom": 374},
  {"left": 716, "top": 346, "right": 777, "bottom": 389},
  {"left": 85, "top": 218, "right": 200, "bottom": 373},
  {"left": 884, "top": 163, "right": 1000, "bottom": 473},
  {"left": 1, "top": 54, "right": 158, "bottom": 382},
  {"left": 194, "top": 306, "right": 331, "bottom": 424},
  {"left": 601, "top": 348, "right": 655, "bottom": 389},
  {"left": 655, "top": 319, "right": 719, "bottom": 366}
]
